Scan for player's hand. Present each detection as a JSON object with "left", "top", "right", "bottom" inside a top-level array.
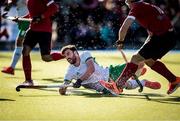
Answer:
[
  {"left": 2, "top": 12, "right": 8, "bottom": 18},
  {"left": 59, "top": 87, "right": 67, "bottom": 95},
  {"left": 12, "top": 16, "right": 19, "bottom": 22},
  {"left": 116, "top": 40, "right": 124, "bottom": 50},
  {"left": 73, "top": 79, "right": 82, "bottom": 88},
  {"left": 32, "top": 15, "right": 42, "bottom": 23}
]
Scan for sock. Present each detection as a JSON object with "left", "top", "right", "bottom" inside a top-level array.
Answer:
[
  {"left": 10, "top": 47, "right": 22, "bottom": 68},
  {"left": 126, "top": 79, "right": 145, "bottom": 89},
  {"left": 51, "top": 52, "right": 65, "bottom": 61},
  {"left": 151, "top": 61, "right": 176, "bottom": 82},
  {"left": 116, "top": 62, "right": 138, "bottom": 88},
  {"left": 23, "top": 55, "right": 31, "bottom": 81}
]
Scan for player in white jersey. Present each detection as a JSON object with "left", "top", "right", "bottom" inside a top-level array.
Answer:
[
  {"left": 1, "top": 0, "right": 30, "bottom": 75},
  {"left": 59, "top": 45, "right": 161, "bottom": 95}
]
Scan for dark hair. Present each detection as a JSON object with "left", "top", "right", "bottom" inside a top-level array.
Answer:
[{"left": 61, "top": 45, "right": 77, "bottom": 54}]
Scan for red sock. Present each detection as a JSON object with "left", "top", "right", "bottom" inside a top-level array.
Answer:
[
  {"left": 116, "top": 62, "right": 138, "bottom": 87},
  {"left": 51, "top": 52, "right": 65, "bottom": 61},
  {"left": 151, "top": 61, "right": 176, "bottom": 82},
  {"left": 23, "top": 55, "right": 31, "bottom": 81}
]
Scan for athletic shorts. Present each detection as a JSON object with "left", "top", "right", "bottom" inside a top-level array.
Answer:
[
  {"left": 109, "top": 63, "right": 126, "bottom": 82},
  {"left": 18, "top": 21, "right": 30, "bottom": 37},
  {"left": 23, "top": 30, "right": 52, "bottom": 55},
  {"left": 138, "top": 30, "right": 176, "bottom": 60},
  {"left": 102, "top": 63, "right": 126, "bottom": 94}
]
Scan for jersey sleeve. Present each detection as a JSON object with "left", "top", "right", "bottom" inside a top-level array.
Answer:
[
  {"left": 81, "top": 51, "right": 93, "bottom": 63},
  {"left": 128, "top": 4, "right": 142, "bottom": 20},
  {"left": 42, "top": 0, "right": 59, "bottom": 19}
]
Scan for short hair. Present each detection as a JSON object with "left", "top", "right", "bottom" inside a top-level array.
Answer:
[{"left": 61, "top": 45, "right": 77, "bottom": 54}]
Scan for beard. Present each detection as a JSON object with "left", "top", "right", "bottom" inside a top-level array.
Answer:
[{"left": 67, "top": 56, "right": 76, "bottom": 64}]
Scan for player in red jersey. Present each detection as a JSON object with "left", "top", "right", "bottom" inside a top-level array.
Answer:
[
  {"left": 20, "top": 0, "right": 64, "bottom": 85},
  {"left": 99, "top": 0, "right": 180, "bottom": 95}
]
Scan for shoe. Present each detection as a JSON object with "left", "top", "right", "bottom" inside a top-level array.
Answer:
[
  {"left": 99, "top": 80, "right": 122, "bottom": 96},
  {"left": 1, "top": 67, "right": 14, "bottom": 75},
  {"left": 167, "top": 77, "right": 180, "bottom": 95},
  {"left": 141, "top": 67, "right": 147, "bottom": 76},
  {"left": 20, "top": 80, "right": 34, "bottom": 86},
  {"left": 144, "top": 80, "right": 161, "bottom": 89}
]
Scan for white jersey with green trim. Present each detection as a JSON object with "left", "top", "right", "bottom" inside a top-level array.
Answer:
[
  {"left": 16, "top": 0, "right": 29, "bottom": 17},
  {"left": 64, "top": 51, "right": 109, "bottom": 92}
]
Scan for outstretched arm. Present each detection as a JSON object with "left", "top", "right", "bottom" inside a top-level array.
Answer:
[
  {"left": 117, "top": 17, "right": 134, "bottom": 49},
  {"left": 73, "top": 58, "right": 95, "bottom": 88}
]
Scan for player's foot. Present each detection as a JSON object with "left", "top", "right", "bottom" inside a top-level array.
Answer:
[
  {"left": 1, "top": 67, "right": 14, "bottom": 75},
  {"left": 167, "top": 77, "right": 180, "bottom": 95},
  {"left": 20, "top": 80, "right": 34, "bottom": 86},
  {"left": 140, "top": 67, "right": 147, "bottom": 76},
  {"left": 99, "top": 80, "right": 122, "bottom": 96},
  {"left": 144, "top": 80, "right": 161, "bottom": 89}
]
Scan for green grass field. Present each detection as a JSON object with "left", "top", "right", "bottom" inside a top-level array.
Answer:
[{"left": 0, "top": 51, "right": 180, "bottom": 121}]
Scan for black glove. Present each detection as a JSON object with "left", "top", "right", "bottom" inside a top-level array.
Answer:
[
  {"left": 32, "top": 16, "right": 42, "bottom": 23},
  {"left": 116, "top": 40, "right": 124, "bottom": 49},
  {"left": 2, "top": 12, "right": 8, "bottom": 18},
  {"left": 73, "top": 79, "right": 83, "bottom": 88}
]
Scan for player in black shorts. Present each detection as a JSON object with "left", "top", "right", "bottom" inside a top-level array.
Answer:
[
  {"left": 20, "top": 0, "right": 64, "bottom": 86},
  {"left": 99, "top": 0, "right": 180, "bottom": 95}
]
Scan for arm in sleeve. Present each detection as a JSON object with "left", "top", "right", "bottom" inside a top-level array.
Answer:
[
  {"left": 79, "top": 58, "right": 95, "bottom": 81},
  {"left": 42, "top": 0, "right": 59, "bottom": 19}
]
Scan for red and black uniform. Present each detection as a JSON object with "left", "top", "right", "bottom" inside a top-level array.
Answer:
[
  {"left": 24, "top": 0, "right": 58, "bottom": 55},
  {"left": 128, "top": 2, "right": 176, "bottom": 60}
]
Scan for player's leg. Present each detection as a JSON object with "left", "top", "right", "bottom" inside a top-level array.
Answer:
[
  {"left": 2, "top": 21, "right": 30, "bottom": 75},
  {"left": 21, "top": 30, "right": 37, "bottom": 85},
  {"left": 143, "top": 31, "right": 179, "bottom": 94},
  {"left": 125, "top": 79, "right": 161, "bottom": 90},
  {"left": 38, "top": 32, "right": 64, "bottom": 62}
]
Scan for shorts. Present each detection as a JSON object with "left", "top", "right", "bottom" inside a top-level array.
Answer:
[
  {"left": 18, "top": 21, "right": 30, "bottom": 37},
  {"left": 102, "top": 63, "right": 126, "bottom": 94},
  {"left": 109, "top": 63, "right": 126, "bottom": 82},
  {"left": 23, "top": 30, "right": 52, "bottom": 55},
  {"left": 138, "top": 30, "right": 176, "bottom": 60}
]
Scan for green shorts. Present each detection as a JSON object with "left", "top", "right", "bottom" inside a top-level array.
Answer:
[
  {"left": 109, "top": 63, "right": 126, "bottom": 82},
  {"left": 102, "top": 63, "right": 126, "bottom": 94},
  {"left": 18, "top": 21, "right": 30, "bottom": 37}
]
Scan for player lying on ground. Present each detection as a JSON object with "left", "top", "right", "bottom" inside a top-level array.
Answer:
[
  {"left": 99, "top": 0, "right": 180, "bottom": 95},
  {"left": 58, "top": 45, "right": 161, "bottom": 95},
  {"left": 1, "top": 0, "right": 30, "bottom": 75}
]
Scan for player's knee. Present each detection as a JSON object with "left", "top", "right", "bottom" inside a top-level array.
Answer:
[
  {"left": 41, "top": 55, "right": 52, "bottom": 62},
  {"left": 131, "top": 54, "right": 144, "bottom": 64}
]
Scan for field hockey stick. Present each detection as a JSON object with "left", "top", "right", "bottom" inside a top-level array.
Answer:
[
  {"left": 3, "top": 16, "right": 32, "bottom": 22},
  {"left": 16, "top": 83, "right": 73, "bottom": 92},
  {"left": 118, "top": 49, "right": 143, "bottom": 92}
]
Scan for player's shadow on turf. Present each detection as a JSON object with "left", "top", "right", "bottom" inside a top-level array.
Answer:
[
  {"left": 0, "top": 98, "right": 15, "bottom": 101},
  {"left": 42, "top": 77, "right": 64, "bottom": 83},
  {"left": 149, "top": 96, "right": 180, "bottom": 105}
]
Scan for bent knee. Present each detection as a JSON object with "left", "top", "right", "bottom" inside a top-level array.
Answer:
[{"left": 41, "top": 55, "right": 52, "bottom": 62}]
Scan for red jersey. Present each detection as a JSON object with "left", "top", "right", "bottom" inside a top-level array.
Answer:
[
  {"left": 27, "top": 0, "right": 58, "bottom": 32},
  {"left": 128, "top": 2, "right": 172, "bottom": 35}
]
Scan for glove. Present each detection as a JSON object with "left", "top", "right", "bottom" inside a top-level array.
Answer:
[
  {"left": 59, "top": 87, "right": 67, "bottom": 95},
  {"left": 116, "top": 40, "right": 124, "bottom": 49},
  {"left": 73, "top": 79, "right": 82, "bottom": 88},
  {"left": 2, "top": 12, "right": 8, "bottom": 18},
  {"left": 32, "top": 15, "right": 42, "bottom": 23}
]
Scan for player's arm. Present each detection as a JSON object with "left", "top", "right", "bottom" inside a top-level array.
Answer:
[
  {"left": 80, "top": 58, "right": 95, "bottom": 81},
  {"left": 73, "top": 58, "right": 95, "bottom": 88},
  {"left": 116, "top": 16, "right": 134, "bottom": 49},
  {"left": 41, "top": 0, "right": 59, "bottom": 19}
]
